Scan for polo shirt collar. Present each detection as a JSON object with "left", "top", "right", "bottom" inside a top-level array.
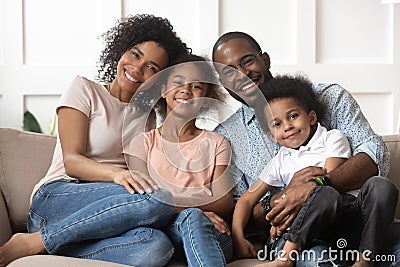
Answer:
[{"left": 281, "top": 123, "right": 325, "bottom": 154}]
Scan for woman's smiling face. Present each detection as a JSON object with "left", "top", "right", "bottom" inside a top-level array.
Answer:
[{"left": 116, "top": 41, "right": 169, "bottom": 96}]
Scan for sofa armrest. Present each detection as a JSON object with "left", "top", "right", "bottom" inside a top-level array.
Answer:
[
  {"left": 0, "top": 190, "right": 13, "bottom": 245},
  {"left": 0, "top": 128, "right": 56, "bottom": 232},
  {"left": 383, "top": 134, "right": 400, "bottom": 218}
]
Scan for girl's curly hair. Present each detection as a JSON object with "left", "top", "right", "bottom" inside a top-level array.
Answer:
[
  {"left": 96, "top": 14, "right": 191, "bottom": 83},
  {"left": 155, "top": 54, "right": 226, "bottom": 120}
]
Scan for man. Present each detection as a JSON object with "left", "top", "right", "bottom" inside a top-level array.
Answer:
[{"left": 212, "top": 31, "right": 399, "bottom": 266}]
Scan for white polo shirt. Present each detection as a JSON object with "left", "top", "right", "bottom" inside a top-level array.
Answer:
[{"left": 259, "top": 123, "right": 351, "bottom": 189}]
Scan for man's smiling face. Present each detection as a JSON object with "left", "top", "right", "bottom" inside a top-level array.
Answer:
[{"left": 213, "top": 38, "right": 273, "bottom": 106}]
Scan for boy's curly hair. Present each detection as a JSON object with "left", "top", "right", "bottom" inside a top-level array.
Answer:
[
  {"left": 155, "top": 54, "right": 226, "bottom": 120},
  {"left": 261, "top": 74, "right": 325, "bottom": 121},
  {"left": 96, "top": 14, "right": 191, "bottom": 83}
]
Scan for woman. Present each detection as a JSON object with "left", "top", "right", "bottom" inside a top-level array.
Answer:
[{"left": 0, "top": 14, "right": 190, "bottom": 267}]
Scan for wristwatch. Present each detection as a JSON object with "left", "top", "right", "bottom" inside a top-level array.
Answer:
[{"left": 309, "top": 175, "right": 331, "bottom": 186}]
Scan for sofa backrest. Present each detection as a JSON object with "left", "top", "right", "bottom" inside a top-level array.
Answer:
[
  {"left": 0, "top": 128, "right": 56, "bottom": 232},
  {"left": 0, "top": 128, "right": 399, "bottom": 235}
]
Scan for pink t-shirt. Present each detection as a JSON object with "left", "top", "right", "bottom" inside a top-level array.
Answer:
[
  {"left": 30, "top": 76, "right": 146, "bottom": 202},
  {"left": 124, "top": 129, "right": 231, "bottom": 206}
]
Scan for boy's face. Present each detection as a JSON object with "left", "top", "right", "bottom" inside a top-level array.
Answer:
[
  {"left": 264, "top": 97, "right": 317, "bottom": 149},
  {"left": 162, "top": 63, "right": 208, "bottom": 118}
]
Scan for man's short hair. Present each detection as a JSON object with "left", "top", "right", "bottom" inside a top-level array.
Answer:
[{"left": 212, "top": 31, "right": 261, "bottom": 62}]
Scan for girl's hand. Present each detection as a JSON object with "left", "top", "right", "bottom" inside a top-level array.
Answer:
[
  {"left": 113, "top": 169, "right": 158, "bottom": 194},
  {"left": 203, "top": 211, "right": 231, "bottom": 236},
  {"left": 234, "top": 237, "right": 257, "bottom": 259}
]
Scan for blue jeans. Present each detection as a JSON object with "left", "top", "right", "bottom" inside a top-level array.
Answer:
[
  {"left": 28, "top": 179, "right": 176, "bottom": 267},
  {"left": 164, "top": 208, "right": 233, "bottom": 267}
]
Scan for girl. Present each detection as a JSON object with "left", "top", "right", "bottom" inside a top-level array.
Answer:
[
  {"left": 0, "top": 14, "right": 190, "bottom": 267},
  {"left": 123, "top": 54, "right": 234, "bottom": 266}
]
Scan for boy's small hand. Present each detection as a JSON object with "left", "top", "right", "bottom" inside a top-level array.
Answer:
[{"left": 270, "top": 225, "right": 278, "bottom": 240}]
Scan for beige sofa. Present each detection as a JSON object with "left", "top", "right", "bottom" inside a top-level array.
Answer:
[{"left": 1, "top": 128, "right": 399, "bottom": 267}]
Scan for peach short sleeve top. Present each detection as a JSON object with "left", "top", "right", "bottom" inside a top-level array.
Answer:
[
  {"left": 30, "top": 76, "right": 142, "bottom": 202},
  {"left": 124, "top": 129, "right": 231, "bottom": 206}
]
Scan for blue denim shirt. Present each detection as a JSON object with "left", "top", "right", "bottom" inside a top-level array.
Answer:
[{"left": 214, "top": 83, "right": 390, "bottom": 201}]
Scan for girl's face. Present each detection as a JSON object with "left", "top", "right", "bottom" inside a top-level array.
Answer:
[
  {"left": 116, "top": 41, "right": 169, "bottom": 98},
  {"left": 264, "top": 97, "right": 317, "bottom": 149},
  {"left": 162, "top": 63, "right": 208, "bottom": 118}
]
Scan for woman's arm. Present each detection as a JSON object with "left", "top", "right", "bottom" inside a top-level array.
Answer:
[{"left": 58, "top": 107, "right": 152, "bottom": 193}]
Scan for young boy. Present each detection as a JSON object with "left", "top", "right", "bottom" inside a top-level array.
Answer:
[{"left": 232, "top": 74, "right": 352, "bottom": 266}]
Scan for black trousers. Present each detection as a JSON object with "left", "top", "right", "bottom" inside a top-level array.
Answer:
[
  {"left": 336, "top": 176, "right": 399, "bottom": 257},
  {"left": 270, "top": 177, "right": 399, "bottom": 265},
  {"left": 283, "top": 185, "right": 342, "bottom": 249}
]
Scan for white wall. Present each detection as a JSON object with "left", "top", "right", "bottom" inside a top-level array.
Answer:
[{"left": 0, "top": 0, "right": 399, "bottom": 135}]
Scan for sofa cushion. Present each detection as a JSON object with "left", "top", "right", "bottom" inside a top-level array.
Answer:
[
  {"left": 9, "top": 255, "right": 131, "bottom": 267},
  {"left": 8, "top": 255, "right": 264, "bottom": 267},
  {"left": 0, "top": 189, "right": 12, "bottom": 244},
  {"left": 0, "top": 128, "right": 56, "bottom": 232}
]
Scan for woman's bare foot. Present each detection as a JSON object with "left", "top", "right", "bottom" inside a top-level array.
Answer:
[
  {"left": 255, "top": 241, "right": 298, "bottom": 267},
  {"left": 0, "top": 232, "right": 45, "bottom": 267}
]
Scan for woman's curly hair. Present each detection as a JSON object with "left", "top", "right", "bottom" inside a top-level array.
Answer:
[{"left": 96, "top": 14, "right": 191, "bottom": 83}]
